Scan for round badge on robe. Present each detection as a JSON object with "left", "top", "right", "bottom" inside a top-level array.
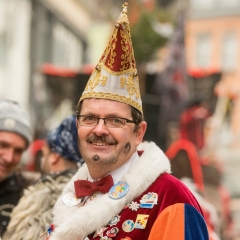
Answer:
[
  {"left": 122, "top": 220, "right": 135, "bottom": 233},
  {"left": 108, "top": 215, "right": 120, "bottom": 226},
  {"left": 62, "top": 192, "right": 81, "bottom": 206},
  {"left": 108, "top": 182, "right": 129, "bottom": 199}
]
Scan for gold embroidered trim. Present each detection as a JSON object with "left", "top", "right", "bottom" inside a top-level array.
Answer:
[
  {"left": 80, "top": 92, "right": 142, "bottom": 114},
  {"left": 84, "top": 69, "right": 108, "bottom": 92},
  {"left": 120, "top": 75, "right": 140, "bottom": 100},
  {"left": 101, "top": 64, "right": 135, "bottom": 76},
  {"left": 83, "top": 69, "right": 140, "bottom": 102}
]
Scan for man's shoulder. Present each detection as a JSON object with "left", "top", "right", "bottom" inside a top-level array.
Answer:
[
  {"left": 154, "top": 172, "right": 185, "bottom": 186},
  {"left": 150, "top": 173, "right": 203, "bottom": 214},
  {"left": 149, "top": 173, "right": 196, "bottom": 201}
]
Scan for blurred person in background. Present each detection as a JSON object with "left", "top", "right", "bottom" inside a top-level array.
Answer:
[
  {"left": 179, "top": 98, "right": 211, "bottom": 152},
  {"left": 3, "top": 115, "right": 84, "bottom": 240},
  {"left": 0, "top": 99, "right": 36, "bottom": 236}
]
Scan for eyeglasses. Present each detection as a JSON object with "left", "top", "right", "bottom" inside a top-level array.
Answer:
[{"left": 77, "top": 115, "right": 135, "bottom": 128}]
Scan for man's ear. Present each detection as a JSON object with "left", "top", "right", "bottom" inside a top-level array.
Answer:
[
  {"left": 76, "top": 118, "right": 79, "bottom": 128},
  {"left": 135, "top": 121, "right": 147, "bottom": 145},
  {"left": 51, "top": 152, "right": 61, "bottom": 164}
]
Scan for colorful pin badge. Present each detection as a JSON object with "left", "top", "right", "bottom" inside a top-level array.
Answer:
[
  {"left": 62, "top": 192, "right": 81, "bottom": 206},
  {"left": 108, "top": 215, "right": 120, "bottom": 226},
  {"left": 128, "top": 201, "right": 140, "bottom": 211},
  {"left": 108, "top": 182, "right": 129, "bottom": 199},
  {"left": 139, "top": 203, "right": 154, "bottom": 209},
  {"left": 134, "top": 214, "right": 149, "bottom": 229},
  {"left": 122, "top": 220, "right": 135, "bottom": 233},
  {"left": 93, "top": 227, "right": 107, "bottom": 238},
  {"left": 40, "top": 224, "right": 55, "bottom": 238},
  {"left": 106, "top": 227, "right": 119, "bottom": 237},
  {"left": 140, "top": 192, "right": 158, "bottom": 209}
]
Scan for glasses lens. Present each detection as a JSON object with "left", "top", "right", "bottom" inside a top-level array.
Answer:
[
  {"left": 79, "top": 116, "right": 97, "bottom": 126},
  {"left": 105, "top": 117, "right": 125, "bottom": 128}
]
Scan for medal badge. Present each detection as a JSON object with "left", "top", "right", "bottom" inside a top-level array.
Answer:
[
  {"left": 62, "top": 192, "right": 81, "bottom": 206},
  {"left": 108, "top": 182, "right": 129, "bottom": 199}
]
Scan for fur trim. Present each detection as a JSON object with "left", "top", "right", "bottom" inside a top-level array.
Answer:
[
  {"left": 2, "top": 170, "right": 76, "bottom": 240},
  {"left": 51, "top": 141, "right": 170, "bottom": 240}
]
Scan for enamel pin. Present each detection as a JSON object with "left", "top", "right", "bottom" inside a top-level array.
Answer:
[
  {"left": 108, "top": 182, "right": 129, "bottom": 199},
  {"left": 106, "top": 227, "right": 119, "bottom": 237},
  {"left": 140, "top": 192, "right": 158, "bottom": 209},
  {"left": 134, "top": 214, "right": 149, "bottom": 229},
  {"left": 93, "top": 227, "right": 107, "bottom": 238},
  {"left": 128, "top": 201, "right": 140, "bottom": 211},
  {"left": 122, "top": 220, "right": 135, "bottom": 233},
  {"left": 108, "top": 215, "right": 120, "bottom": 226}
]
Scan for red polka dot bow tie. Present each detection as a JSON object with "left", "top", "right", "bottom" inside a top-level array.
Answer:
[{"left": 74, "top": 174, "right": 114, "bottom": 198}]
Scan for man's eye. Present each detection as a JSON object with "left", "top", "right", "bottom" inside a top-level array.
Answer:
[
  {"left": 84, "top": 116, "right": 95, "bottom": 121},
  {"left": 0, "top": 142, "right": 7, "bottom": 149},
  {"left": 112, "top": 118, "right": 123, "bottom": 124}
]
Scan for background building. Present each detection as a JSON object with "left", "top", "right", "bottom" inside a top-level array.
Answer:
[{"left": 185, "top": 0, "right": 240, "bottom": 149}]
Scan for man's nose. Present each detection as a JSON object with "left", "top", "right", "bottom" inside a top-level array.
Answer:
[
  {"left": 3, "top": 148, "right": 14, "bottom": 163},
  {"left": 93, "top": 119, "right": 109, "bottom": 135}
]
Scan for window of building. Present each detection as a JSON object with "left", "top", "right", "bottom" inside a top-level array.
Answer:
[
  {"left": 52, "top": 23, "right": 83, "bottom": 69},
  {"left": 222, "top": 33, "right": 237, "bottom": 72},
  {"left": 196, "top": 33, "right": 211, "bottom": 68}
]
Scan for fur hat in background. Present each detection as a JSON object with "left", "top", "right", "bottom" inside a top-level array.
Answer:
[{"left": 0, "top": 99, "right": 33, "bottom": 147}]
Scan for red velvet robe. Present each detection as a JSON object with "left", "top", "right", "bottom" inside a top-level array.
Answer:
[
  {"left": 87, "top": 173, "right": 203, "bottom": 239},
  {"left": 49, "top": 142, "right": 208, "bottom": 240}
]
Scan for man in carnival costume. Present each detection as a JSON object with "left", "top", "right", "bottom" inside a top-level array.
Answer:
[
  {"left": 47, "top": 3, "right": 209, "bottom": 240},
  {"left": 3, "top": 115, "right": 83, "bottom": 240}
]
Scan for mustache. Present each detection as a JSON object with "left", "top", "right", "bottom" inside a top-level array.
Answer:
[{"left": 86, "top": 135, "right": 118, "bottom": 145}]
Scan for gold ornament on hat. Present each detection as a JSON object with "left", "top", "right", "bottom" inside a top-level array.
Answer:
[{"left": 79, "top": 2, "right": 143, "bottom": 114}]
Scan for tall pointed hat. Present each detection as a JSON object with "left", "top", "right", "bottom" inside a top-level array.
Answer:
[{"left": 79, "top": 2, "right": 142, "bottom": 114}]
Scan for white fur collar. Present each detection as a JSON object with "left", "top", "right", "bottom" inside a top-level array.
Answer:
[{"left": 51, "top": 141, "right": 170, "bottom": 240}]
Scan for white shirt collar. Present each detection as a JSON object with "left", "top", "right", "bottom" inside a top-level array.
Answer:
[{"left": 87, "top": 151, "right": 139, "bottom": 184}]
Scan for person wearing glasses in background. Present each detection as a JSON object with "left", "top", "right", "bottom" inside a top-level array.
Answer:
[
  {"left": 3, "top": 115, "right": 84, "bottom": 240},
  {"left": 46, "top": 3, "right": 209, "bottom": 240}
]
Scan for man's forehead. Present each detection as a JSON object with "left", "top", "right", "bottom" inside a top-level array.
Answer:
[
  {"left": 82, "top": 98, "right": 131, "bottom": 110},
  {"left": 0, "top": 131, "right": 27, "bottom": 150}
]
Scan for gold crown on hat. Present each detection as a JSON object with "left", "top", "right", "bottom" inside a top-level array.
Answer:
[{"left": 79, "top": 2, "right": 142, "bottom": 114}]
